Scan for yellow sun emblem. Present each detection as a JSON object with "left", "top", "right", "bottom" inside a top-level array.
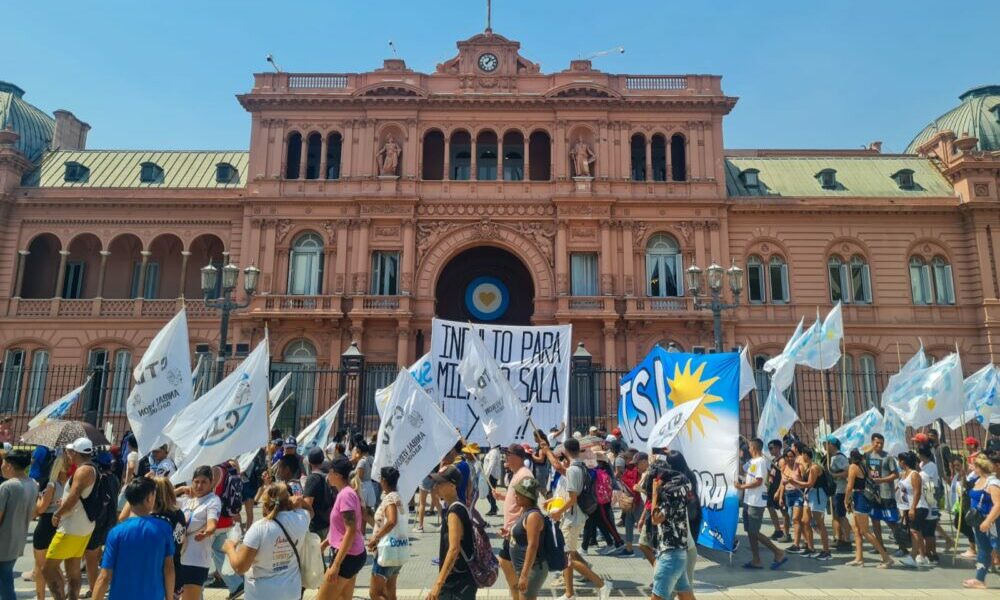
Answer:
[
  {"left": 926, "top": 397, "right": 936, "bottom": 411},
  {"left": 667, "top": 358, "right": 722, "bottom": 437}
]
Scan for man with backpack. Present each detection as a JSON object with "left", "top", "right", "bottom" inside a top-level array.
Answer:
[
  {"left": 44, "top": 437, "right": 98, "bottom": 600},
  {"left": 428, "top": 465, "right": 479, "bottom": 600},
  {"left": 547, "top": 438, "right": 612, "bottom": 600},
  {"left": 83, "top": 451, "right": 122, "bottom": 599},
  {"left": 824, "top": 436, "right": 853, "bottom": 552}
]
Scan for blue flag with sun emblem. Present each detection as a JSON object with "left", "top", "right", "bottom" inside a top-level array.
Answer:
[{"left": 618, "top": 347, "right": 740, "bottom": 551}]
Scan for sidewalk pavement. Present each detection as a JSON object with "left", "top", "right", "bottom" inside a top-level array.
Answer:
[{"left": 12, "top": 498, "right": 990, "bottom": 599}]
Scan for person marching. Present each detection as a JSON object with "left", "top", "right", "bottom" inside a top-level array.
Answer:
[
  {"left": 509, "top": 478, "right": 548, "bottom": 600},
  {"left": 43, "top": 438, "right": 97, "bottom": 600},
  {"left": 735, "top": 439, "right": 786, "bottom": 569},
  {"left": 494, "top": 445, "right": 535, "bottom": 600},
  {"left": 844, "top": 449, "right": 893, "bottom": 568}
]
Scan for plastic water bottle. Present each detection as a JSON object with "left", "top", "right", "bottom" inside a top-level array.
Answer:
[{"left": 227, "top": 523, "right": 242, "bottom": 543}]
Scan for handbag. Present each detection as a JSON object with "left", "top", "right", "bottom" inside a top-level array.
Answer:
[
  {"left": 616, "top": 484, "right": 635, "bottom": 511},
  {"left": 273, "top": 516, "right": 324, "bottom": 590},
  {"left": 376, "top": 508, "right": 411, "bottom": 567}
]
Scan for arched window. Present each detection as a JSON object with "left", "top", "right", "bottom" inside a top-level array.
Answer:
[
  {"left": 932, "top": 256, "right": 955, "bottom": 304},
  {"left": 285, "top": 132, "right": 302, "bottom": 179},
  {"left": 828, "top": 256, "right": 845, "bottom": 302},
  {"left": 280, "top": 339, "right": 317, "bottom": 418},
  {"left": 670, "top": 134, "right": 687, "bottom": 181},
  {"left": 305, "top": 133, "right": 322, "bottom": 179},
  {"left": 650, "top": 134, "right": 667, "bottom": 181},
  {"left": 849, "top": 256, "right": 872, "bottom": 303},
  {"left": 0, "top": 348, "right": 25, "bottom": 412},
  {"left": 909, "top": 257, "right": 932, "bottom": 305},
  {"left": 476, "top": 131, "right": 498, "bottom": 180},
  {"left": 26, "top": 349, "right": 49, "bottom": 412},
  {"left": 288, "top": 233, "right": 324, "bottom": 295},
  {"left": 422, "top": 130, "right": 445, "bottom": 180},
  {"left": 325, "top": 132, "right": 343, "bottom": 180},
  {"left": 630, "top": 134, "right": 646, "bottom": 181},
  {"left": 450, "top": 131, "right": 471, "bottom": 180},
  {"left": 528, "top": 131, "right": 551, "bottom": 181},
  {"left": 859, "top": 353, "right": 878, "bottom": 411},
  {"left": 284, "top": 339, "right": 317, "bottom": 363},
  {"left": 768, "top": 256, "right": 789, "bottom": 303},
  {"left": 109, "top": 349, "right": 132, "bottom": 413},
  {"left": 645, "top": 234, "right": 682, "bottom": 297},
  {"left": 747, "top": 255, "right": 765, "bottom": 303},
  {"left": 502, "top": 131, "right": 524, "bottom": 181}
]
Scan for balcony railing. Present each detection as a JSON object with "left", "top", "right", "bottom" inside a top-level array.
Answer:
[
  {"left": 624, "top": 76, "right": 688, "bottom": 90},
  {"left": 361, "top": 296, "right": 400, "bottom": 310},
  {"left": 288, "top": 74, "right": 349, "bottom": 89},
  {"left": 255, "top": 295, "right": 339, "bottom": 313}
]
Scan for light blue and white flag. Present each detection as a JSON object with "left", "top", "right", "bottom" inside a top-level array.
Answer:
[
  {"left": 884, "top": 352, "right": 964, "bottom": 428},
  {"left": 757, "top": 385, "right": 799, "bottom": 443},
  {"left": 738, "top": 347, "right": 755, "bottom": 401},
  {"left": 297, "top": 394, "right": 346, "bottom": 453},
  {"left": 763, "top": 318, "right": 805, "bottom": 392},
  {"left": 28, "top": 377, "right": 92, "bottom": 430},
  {"left": 795, "top": 303, "right": 843, "bottom": 370},
  {"left": 946, "top": 363, "right": 1000, "bottom": 429},
  {"left": 374, "top": 353, "right": 435, "bottom": 417},
  {"left": 881, "top": 409, "right": 909, "bottom": 456},
  {"left": 829, "top": 407, "right": 883, "bottom": 455},
  {"left": 882, "top": 345, "right": 928, "bottom": 406},
  {"left": 165, "top": 340, "right": 270, "bottom": 484}
]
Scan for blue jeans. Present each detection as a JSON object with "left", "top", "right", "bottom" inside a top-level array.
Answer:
[
  {"left": 622, "top": 504, "right": 641, "bottom": 545},
  {"left": 211, "top": 529, "right": 242, "bottom": 592},
  {"left": 973, "top": 527, "right": 998, "bottom": 583},
  {"left": 0, "top": 559, "right": 15, "bottom": 600},
  {"left": 652, "top": 548, "right": 690, "bottom": 599}
]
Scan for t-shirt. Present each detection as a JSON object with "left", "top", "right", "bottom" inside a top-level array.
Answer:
[
  {"left": 439, "top": 502, "right": 475, "bottom": 587},
  {"left": 180, "top": 493, "right": 221, "bottom": 568},
  {"left": 655, "top": 475, "right": 692, "bottom": 552},
  {"left": 503, "top": 467, "right": 534, "bottom": 530},
  {"left": 373, "top": 491, "right": 403, "bottom": 535},
  {"left": 152, "top": 509, "right": 186, "bottom": 559},
  {"left": 742, "top": 456, "right": 769, "bottom": 508},
  {"left": 561, "top": 463, "right": 586, "bottom": 527},
  {"left": 29, "top": 446, "right": 52, "bottom": 482},
  {"left": 242, "top": 509, "right": 310, "bottom": 600},
  {"left": 864, "top": 451, "right": 898, "bottom": 499},
  {"left": 830, "top": 453, "right": 849, "bottom": 494},
  {"left": 328, "top": 485, "right": 365, "bottom": 556},
  {"left": 100, "top": 515, "right": 174, "bottom": 600},
  {"left": 303, "top": 472, "right": 334, "bottom": 533},
  {"left": 148, "top": 456, "right": 177, "bottom": 478},
  {"left": 125, "top": 452, "right": 138, "bottom": 478},
  {"left": 0, "top": 476, "right": 38, "bottom": 561}
]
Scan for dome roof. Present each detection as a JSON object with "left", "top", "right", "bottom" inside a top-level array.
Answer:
[
  {"left": 0, "top": 81, "right": 54, "bottom": 163},
  {"left": 906, "top": 85, "right": 1000, "bottom": 154}
]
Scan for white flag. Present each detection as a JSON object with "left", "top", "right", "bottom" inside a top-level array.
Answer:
[
  {"left": 372, "top": 369, "right": 460, "bottom": 503},
  {"left": 763, "top": 318, "right": 804, "bottom": 392},
  {"left": 126, "top": 310, "right": 193, "bottom": 456},
  {"left": 646, "top": 397, "right": 705, "bottom": 454},
  {"left": 458, "top": 329, "right": 530, "bottom": 446},
  {"left": 375, "top": 353, "right": 435, "bottom": 417},
  {"left": 946, "top": 363, "right": 1000, "bottom": 429},
  {"left": 165, "top": 340, "right": 270, "bottom": 484},
  {"left": 829, "top": 407, "right": 884, "bottom": 455},
  {"left": 297, "top": 395, "right": 346, "bottom": 453},
  {"left": 757, "top": 385, "right": 799, "bottom": 443},
  {"left": 884, "top": 353, "right": 964, "bottom": 428},
  {"left": 28, "top": 377, "right": 91, "bottom": 430},
  {"left": 738, "top": 347, "right": 755, "bottom": 401},
  {"left": 795, "top": 303, "right": 844, "bottom": 370},
  {"left": 882, "top": 345, "right": 928, "bottom": 406}
]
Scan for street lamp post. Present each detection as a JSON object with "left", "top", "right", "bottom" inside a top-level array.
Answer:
[
  {"left": 687, "top": 261, "right": 744, "bottom": 352},
  {"left": 201, "top": 259, "right": 260, "bottom": 384}
]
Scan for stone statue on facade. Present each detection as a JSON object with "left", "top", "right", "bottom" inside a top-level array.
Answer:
[
  {"left": 376, "top": 135, "right": 401, "bottom": 176},
  {"left": 570, "top": 137, "right": 596, "bottom": 178}
]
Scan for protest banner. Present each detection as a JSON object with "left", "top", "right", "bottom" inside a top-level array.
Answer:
[{"left": 458, "top": 328, "right": 530, "bottom": 446}]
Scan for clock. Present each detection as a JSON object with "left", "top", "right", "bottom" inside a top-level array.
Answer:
[{"left": 478, "top": 53, "right": 499, "bottom": 72}]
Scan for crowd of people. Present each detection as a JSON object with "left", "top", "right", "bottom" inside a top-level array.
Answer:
[{"left": 0, "top": 422, "right": 998, "bottom": 600}]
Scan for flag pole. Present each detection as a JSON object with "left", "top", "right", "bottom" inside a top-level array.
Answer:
[
  {"left": 817, "top": 307, "right": 831, "bottom": 433},
  {"left": 840, "top": 334, "right": 847, "bottom": 427}
]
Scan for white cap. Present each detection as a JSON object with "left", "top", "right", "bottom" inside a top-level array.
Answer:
[
  {"left": 588, "top": 426, "right": 598, "bottom": 433},
  {"left": 66, "top": 437, "right": 94, "bottom": 455},
  {"left": 572, "top": 431, "right": 582, "bottom": 439}
]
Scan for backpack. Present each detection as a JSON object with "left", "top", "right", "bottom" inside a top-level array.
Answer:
[
  {"left": 35, "top": 446, "right": 56, "bottom": 490},
  {"left": 79, "top": 467, "right": 117, "bottom": 525},
  {"left": 530, "top": 508, "right": 567, "bottom": 571},
  {"left": 594, "top": 467, "right": 613, "bottom": 505},
  {"left": 571, "top": 461, "right": 598, "bottom": 516},
  {"left": 216, "top": 463, "right": 244, "bottom": 519},
  {"left": 817, "top": 463, "right": 836, "bottom": 497},
  {"left": 456, "top": 504, "right": 498, "bottom": 588}
]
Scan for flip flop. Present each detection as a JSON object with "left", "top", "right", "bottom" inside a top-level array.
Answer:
[
  {"left": 770, "top": 557, "right": 788, "bottom": 570},
  {"left": 742, "top": 562, "right": 764, "bottom": 570}
]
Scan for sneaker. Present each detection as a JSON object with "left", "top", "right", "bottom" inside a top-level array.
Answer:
[
  {"left": 618, "top": 548, "right": 635, "bottom": 556},
  {"left": 414, "top": 525, "right": 424, "bottom": 533},
  {"left": 21, "top": 571, "right": 33, "bottom": 581},
  {"left": 770, "top": 529, "right": 784, "bottom": 541},
  {"left": 898, "top": 555, "right": 917, "bottom": 567},
  {"left": 915, "top": 555, "right": 931, "bottom": 568},
  {"left": 803, "top": 551, "right": 819, "bottom": 559},
  {"left": 227, "top": 583, "right": 245, "bottom": 600},
  {"left": 780, "top": 534, "right": 792, "bottom": 543},
  {"left": 815, "top": 551, "right": 832, "bottom": 561},
  {"left": 786, "top": 545, "right": 806, "bottom": 554},
  {"left": 892, "top": 549, "right": 908, "bottom": 558},
  {"left": 598, "top": 581, "right": 613, "bottom": 600},
  {"left": 598, "top": 545, "right": 618, "bottom": 556}
]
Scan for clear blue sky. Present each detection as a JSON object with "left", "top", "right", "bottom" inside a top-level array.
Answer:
[{"left": 6, "top": 0, "right": 995, "bottom": 153}]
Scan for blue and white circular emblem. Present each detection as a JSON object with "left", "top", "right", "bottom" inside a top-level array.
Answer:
[{"left": 465, "top": 276, "right": 509, "bottom": 321}]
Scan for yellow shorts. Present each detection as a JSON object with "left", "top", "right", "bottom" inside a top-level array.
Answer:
[{"left": 45, "top": 531, "right": 91, "bottom": 560}]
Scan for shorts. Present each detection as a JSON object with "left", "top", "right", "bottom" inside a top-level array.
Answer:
[
  {"left": 851, "top": 491, "right": 872, "bottom": 515},
  {"left": 907, "top": 508, "right": 937, "bottom": 538},
  {"left": 241, "top": 480, "right": 259, "bottom": 503},
  {"left": 87, "top": 527, "right": 110, "bottom": 550},
  {"left": 743, "top": 506, "right": 764, "bottom": 534},
  {"left": 512, "top": 556, "right": 549, "bottom": 597},
  {"left": 870, "top": 501, "right": 900, "bottom": 524},
  {"left": 45, "top": 531, "right": 91, "bottom": 560},
  {"left": 420, "top": 476, "right": 434, "bottom": 493},
  {"left": 785, "top": 489, "right": 804, "bottom": 510},
  {"left": 652, "top": 548, "right": 691, "bottom": 598},
  {"left": 833, "top": 493, "right": 847, "bottom": 519},
  {"left": 639, "top": 516, "right": 659, "bottom": 549},
  {"left": 332, "top": 549, "right": 367, "bottom": 579},
  {"left": 176, "top": 564, "right": 210, "bottom": 587},
  {"left": 560, "top": 519, "right": 585, "bottom": 554},
  {"left": 766, "top": 488, "right": 781, "bottom": 510},
  {"left": 33, "top": 515, "right": 58, "bottom": 551},
  {"left": 372, "top": 560, "right": 401, "bottom": 580},
  {"left": 499, "top": 537, "right": 511, "bottom": 561},
  {"left": 807, "top": 489, "right": 827, "bottom": 514}
]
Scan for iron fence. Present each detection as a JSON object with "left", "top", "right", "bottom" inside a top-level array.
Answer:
[{"left": 0, "top": 360, "right": 984, "bottom": 451}]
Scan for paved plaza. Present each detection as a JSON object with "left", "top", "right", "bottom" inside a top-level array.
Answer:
[{"left": 9, "top": 499, "right": 988, "bottom": 599}]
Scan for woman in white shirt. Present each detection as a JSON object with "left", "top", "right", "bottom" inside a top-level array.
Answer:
[
  {"left": 223, "top": 482, "right": 309, "bottom": 600},
  {"left": 178, "top": 466, "right": 221, "bottom": 600},
  {"left": 896, "top": 451, "right": 932, "bottom": 568}
]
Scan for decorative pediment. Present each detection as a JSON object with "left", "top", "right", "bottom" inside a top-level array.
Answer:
[
  {"left": 545, "top": 83, "right": 621, "bottom": 100},
  {"left": 434, "top": 31, "right": 540, "bottom": 77},
  {"left": 353, "top": 82, "right": 427, "bottom": 98}
]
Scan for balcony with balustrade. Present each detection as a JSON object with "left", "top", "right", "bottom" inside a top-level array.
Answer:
[{"left": 6, "top": 297, "right": 217, "bottom": 319}]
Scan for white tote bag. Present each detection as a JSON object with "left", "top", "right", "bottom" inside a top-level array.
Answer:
[
  {"left": 376, "top": 510, "right": 411, "bottom": 568},
  {"left": 299, "top": 532, "right": 325, "bottom": 590}
]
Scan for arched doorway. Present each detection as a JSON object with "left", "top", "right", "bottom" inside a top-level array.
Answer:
[{"left": 435, "top": 246, "right": 534, "bottom": 325}]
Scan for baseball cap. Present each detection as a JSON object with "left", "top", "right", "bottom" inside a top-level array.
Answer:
[
  {"left": 632, "top": 451, "right": 649, "bottom": 464},
  {"left": 327, "top": 456, "right": 352, "bottom": 478},
  {"left": 611, "top": 427, "right": 621, "bottom": 436},
  {"left": 911, "top": 433, "right": 929, "bottom": 444},
  {"left": 429, "top": 465, "right": 463, "bottom": 487},
  {"left": 965, "top": 436, "right": 980, "bottom": 447},
  {"left": 504, "top": 444, "right": 529, "bottom": 460},
  {"left": 315, "top": 460, "right": 332, "bottom": 474},
  {"left": 307, "top": 447, "right": 325, "bottom": 466},
  {"left": 283, "top": 436, "right": 297, "bottom": 449},
  {"left": 66, "top": 437, "right": 94, "bottom": 455}
]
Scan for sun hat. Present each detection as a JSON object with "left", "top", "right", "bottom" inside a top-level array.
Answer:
[{"left": 514, "top": 477, "right": 540, "bottom": 502}]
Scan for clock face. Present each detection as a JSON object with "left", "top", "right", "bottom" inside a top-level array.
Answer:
[{"left": 478, "top": 53, "right": 499, "bottom": 72}]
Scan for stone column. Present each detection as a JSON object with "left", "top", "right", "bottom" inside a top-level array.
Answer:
[
  {"left": 342, "top": 120, "right": 355, "bottom": 178},
  {"left": 555, "top": 219, "right": 568, "bottom": 295},
  {"left": 598, "top": 121, "right": 610, "bottom": 179},
  {"left": 178, "top": 250, "right": 191, "bottom": 298},
  {"left": 396, "top": 323, "right": 410, "bottom": 367},
  {"left": 54, "top": 250, "right": 70, "bottom": 299},
  {"left": 96, "top": 250, "right": 111, "bottom": 298},
  {"left": 401, "top": 219, "right": 415, "bottom": 295},
  {"left": 354, "top": 219, "right": 371, "bottom": 294},
  {"left": 554, "top": 121, "right": 567, "bottom": 179},
  {"left": 497, "top": 136, "right": 504, "bottom": 181},
  {"left": 470, "top": 137, "right": 478, "bottom": 180},
  {"left": 443, "top": 136, "right": 452, "bottom": 180},
  {"left": 603, "top": 322, "right": 617, "bottom": 371},
  {"left": 405, "top": 120, "right": 418, "bottom": 178},
  {"left": 335, "top": 219, "right": 350, "bottom": 294},
  {"left": 298, "top": 135, "right": 308, "bottom": 179},
  {"left": 319, "top": 135, "right": 329, "bottom": 180},
  {"left": 523, "top": 135, "right": 531, "bottom": 181},
  {"left": 645, "top": 137, "right": 653, "bottom": 181},
  {"left": 12, "top": 250, "right": 28, "bottom": 298},
  {"left": 620, "top": 222, "right": 635, "bottom": 296},
  {"left": 599, "top": 220, "right": 613, "bottom": 295}
]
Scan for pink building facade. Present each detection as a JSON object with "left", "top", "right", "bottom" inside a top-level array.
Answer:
[{"left": 1, "top": 31, "right": 999, "bottom": 436}]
